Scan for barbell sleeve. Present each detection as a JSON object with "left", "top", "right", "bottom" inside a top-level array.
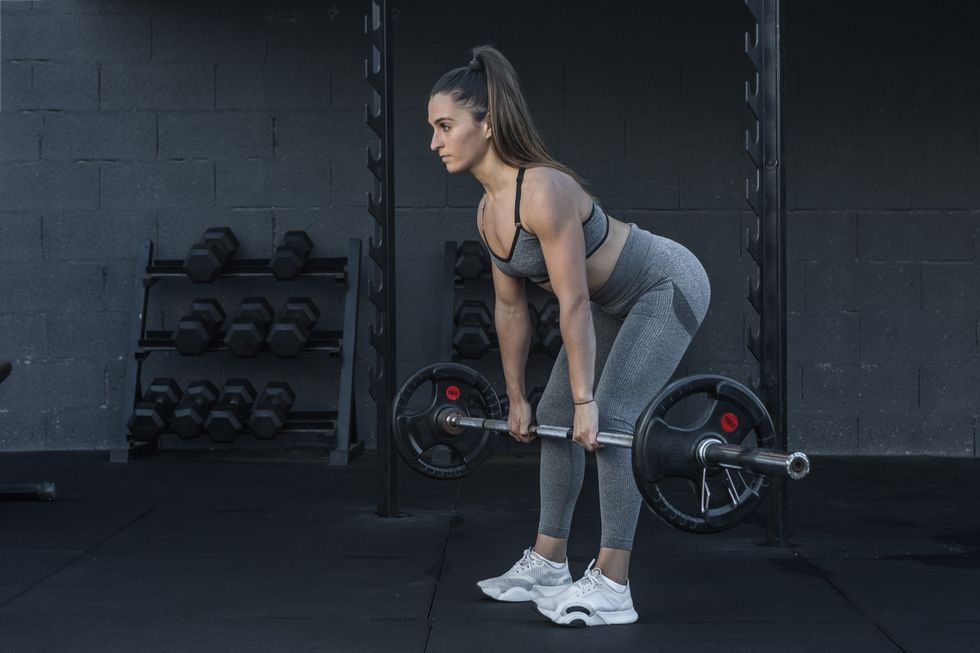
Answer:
[
  {"left": 701, "top": 442, "right": 810, "bottom": 480},
  {"left": 446, "top": 413, "right": 809, "bottom": 480}
]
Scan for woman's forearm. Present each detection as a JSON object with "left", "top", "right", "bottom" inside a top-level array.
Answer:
[
  {"left": 558, "top": 298, "right": 595, "bottom": 403},
  {"left": 495, "top": 302, "right": 532, "bottom": 399}
]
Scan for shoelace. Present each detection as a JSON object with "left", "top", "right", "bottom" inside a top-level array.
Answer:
[
  {"left": 512, "top": 548, "right": 537, "bottom": 573},
  {"left": 572, "top": 567, "right": 604, "bottom": 596}
]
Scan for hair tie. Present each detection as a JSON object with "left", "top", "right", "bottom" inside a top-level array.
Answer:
[{"left": 467, "top": 59, "right": 484, "bottom": 72}]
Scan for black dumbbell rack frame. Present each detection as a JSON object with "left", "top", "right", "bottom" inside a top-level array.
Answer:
[{"left": 112, "top": 239, "right": 362, "bottom": 465}]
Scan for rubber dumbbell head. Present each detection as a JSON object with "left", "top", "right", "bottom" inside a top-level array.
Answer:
[
  {"left": 540, "top": 326, "right": 562, "bottom": 357},
  {"left": 248, "top": 382, "right": 296, "bottom": 439},
  {"left": 538, "top": 298, "right": 561, "bottom": 356},
  {"left": 225, "top": 297, "right": 274, "bottom": 357},
  {"left": 271, "top": 231, "right": 314, "bottom": 280},
  {"left": 455, "top": 240, "right": 489, "bottom": 280},
  {"left": 173, "top": 298, "right": 226, "bottom": 355},
  {"left": 455, "top": 300, "right": 493, "bottom": 331},
  {"left": 184, "top": 227, "right": 239, "bottom": 283},
  {"left": 171, "top": 380, "right": 219, "bottom": 439},
  {"left": 267, "top": 297, "right": 321, "bottom": 357},
  {"left": 527, "top": 303, "right": 541, "bottom": 347},
  {"left": 128, "top": 378, "right": 182, "bottom": 441},
  {"left": 452, "top": 325, "right": 492, "bottom": 359},
  {"left": 538, "top": 298, "right": 559, "bottom": 331},
  {"left": 204, "top": 379, "right": 257, "bottom": 443}
]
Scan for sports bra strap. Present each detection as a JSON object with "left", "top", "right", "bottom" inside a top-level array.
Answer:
[{"left": 514, "top": 167, "right": 526, "bottom": 226}]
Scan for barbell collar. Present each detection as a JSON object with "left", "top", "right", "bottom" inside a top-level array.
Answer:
[{"left": 702, "top": 443, "right": 810, "bottom": 480}]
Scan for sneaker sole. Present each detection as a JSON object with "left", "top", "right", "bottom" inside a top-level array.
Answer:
[
  {"left": 477, "top": 583, "right": 572, "bottom": 603},
  {"left": 535, "top": 603, "right": 638, "bottom": 627}
]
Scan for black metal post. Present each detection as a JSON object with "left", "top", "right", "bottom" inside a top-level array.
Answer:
[
  {"left": 744, "top": 0, "right": 789, "bottom": 546},
  {"left": 443, "top": 242, "right": 458, "bottom": 361},
  {"left": 365, "top": 0, "right": 399, "bottom": 517},
  {"left": 111, "top": 240, "right": 154, "bottom": 464},
  {"left": 331, "top": 238, "right": 364, "bottom": 465}
]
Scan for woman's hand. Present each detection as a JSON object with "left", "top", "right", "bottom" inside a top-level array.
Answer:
[
  {"left": 572, "top": 401, "right": 602, "bottom": 452},
  {"left": 507, "top": 396, "right": 536, "bottom": 443}
]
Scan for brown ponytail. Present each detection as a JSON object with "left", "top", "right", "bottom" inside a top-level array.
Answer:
[{"left": 430, "top": 45, "right": 594, "bottom": 195}]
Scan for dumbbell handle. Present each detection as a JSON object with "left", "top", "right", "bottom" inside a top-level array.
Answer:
[
  {"left": 0, "top": 482, "right": 57, "bottom": 501},
  {"left": 443, "top": 413, "right": 810, "bottom": 480}
]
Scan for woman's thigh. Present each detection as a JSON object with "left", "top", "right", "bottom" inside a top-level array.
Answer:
[{"left": 594, "top": 282, "right": 700, "bottom": 434}]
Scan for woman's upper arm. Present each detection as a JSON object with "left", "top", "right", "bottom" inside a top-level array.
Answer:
[
  {"left": 491, "top": 262, "right": 527, "bottom": 308},
  {"left": 524, "top": 182, "right": 589, "bottom": 306}
]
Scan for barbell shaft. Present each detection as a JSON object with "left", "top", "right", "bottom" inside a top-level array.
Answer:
[{"left": 446, "top": 414, "right": 809, "bottom": 480}]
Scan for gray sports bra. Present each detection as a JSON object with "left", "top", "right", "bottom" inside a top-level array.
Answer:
[{"left": 481, "top": 167, "right": 610, "bottom": 284}]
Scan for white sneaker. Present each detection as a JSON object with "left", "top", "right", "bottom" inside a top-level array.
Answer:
[
  {"left": 476, "top": 547, "right": 573, "bottom": 602},
  {"left": 533, "top": 559, "right": 638, "bottom": 627}
]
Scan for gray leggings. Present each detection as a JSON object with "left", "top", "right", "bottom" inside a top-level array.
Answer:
[{"left": 536, "top": 223, "right": 711, "bottom": 550}]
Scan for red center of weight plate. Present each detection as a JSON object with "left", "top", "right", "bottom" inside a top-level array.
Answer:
[
  {"left": 445, "top": 385, "right": 461, "bottom": 401},
  {"left": 721, "top": 412, "right": 739, "bottom": 433}
]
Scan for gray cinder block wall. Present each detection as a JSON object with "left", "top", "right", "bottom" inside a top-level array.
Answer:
[{"left": 0, "top": 0, "right": 976, "bottom": 455}]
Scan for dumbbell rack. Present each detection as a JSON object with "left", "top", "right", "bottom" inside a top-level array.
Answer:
[{"left": 112, "top": 238, "right": 363, "bottom": 465}]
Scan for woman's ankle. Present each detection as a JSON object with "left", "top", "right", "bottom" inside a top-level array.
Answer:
[{"left": 533, "top": 534, "right": 568, "bottom": 564}]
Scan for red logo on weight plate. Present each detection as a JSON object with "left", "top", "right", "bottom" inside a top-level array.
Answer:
[
  {"left": 445, "top": 385, "right": 461, "bottom": 401},
  {"left": 720, "top": 412, "right": 739, "bottom": 433}
]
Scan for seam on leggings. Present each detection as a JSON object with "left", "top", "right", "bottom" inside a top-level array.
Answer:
[{"left": 671, "top": 280, "right": 700, "bottom": 338}]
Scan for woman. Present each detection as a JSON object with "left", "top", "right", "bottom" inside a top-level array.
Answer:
[{"left": 426, "top": 46, "right": 711, "bottom": 627}]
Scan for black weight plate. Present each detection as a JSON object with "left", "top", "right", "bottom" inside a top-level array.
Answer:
[
  {"left": 391, "top": 363, "right": 502, "bottom": 479},
  {"left": 632, "top": 375, "right": 776, "bottom": 533}
]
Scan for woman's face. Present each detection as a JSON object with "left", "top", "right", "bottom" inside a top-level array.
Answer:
[{"left": 427, "top": 93, "right": 491, "bottom": 173}]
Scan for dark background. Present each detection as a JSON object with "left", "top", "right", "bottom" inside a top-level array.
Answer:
[{"left": 0, "top": 0, "right": 976, "bottom": 456}]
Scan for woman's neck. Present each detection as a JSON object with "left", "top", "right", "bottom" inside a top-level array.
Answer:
[{"left": 471, "top": 157, "right": 521, "bottom": 201}]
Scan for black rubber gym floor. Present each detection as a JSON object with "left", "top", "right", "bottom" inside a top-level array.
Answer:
[{"left": 0, "top": 451, "right": 977, "bottom": 652}]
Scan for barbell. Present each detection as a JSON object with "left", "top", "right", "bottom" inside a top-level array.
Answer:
[{"left": 391, "top": 363, "right": 811, "bottom": 533}]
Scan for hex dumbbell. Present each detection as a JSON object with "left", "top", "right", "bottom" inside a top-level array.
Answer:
[
  {"left": 224, "top": 297, "right": 274, "bottom": 357},
  {"left": 128, "top": 378, "right": 182, "bottom": 441},
  {"left": 267, "top": 298, "right": 320, "bottom": 357},
  {"left": 248, "top": 382, "right": 296, "bottom": 439},
  {"left": 170, "top": 380, "right": 220, "bottom": 439},
  {"left": 271, "top": 231, "right": 314, "bottom": 280},
  {"left": 538, "top": 298, "right": 562, "bottom": 357},
  {"left": 184, "top": 227, "right": 239, "bottom": 283},
  {"left": 455, "top": 240, "right": 489, "bottom": 280},
  {"left": 204, "top": 380, "right": 257, "bottom": 443},
  {"left": 452, "top": 299, "right": 494, "bottom": 359},
  {"left": 527, "top": 303, "right": 541, "bottom": 348},
  {"left": 173, "top": 299, "right": 226, "bottom": 355}
]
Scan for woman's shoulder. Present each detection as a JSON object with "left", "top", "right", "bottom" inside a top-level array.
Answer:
[
  {"left": 519, "top": 166, "right": 584, "bottom": 233},
  {"left": 522, "top": 166, "right": 580, "bottom": 202}
]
